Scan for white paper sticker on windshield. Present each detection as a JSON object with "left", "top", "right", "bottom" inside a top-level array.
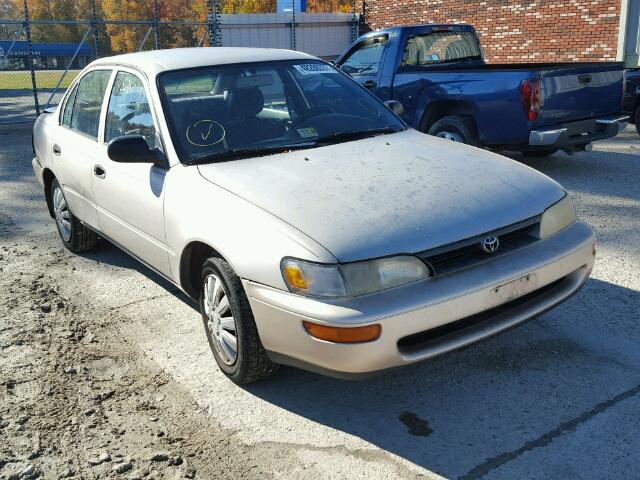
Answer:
[{"left": 293, "top": 64, "right": 337, "bottom": 75}]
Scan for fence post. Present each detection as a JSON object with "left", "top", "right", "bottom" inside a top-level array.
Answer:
[
  {"left": 207, "top": 0, "right": 221, "bottom": 47},
  {"left": 22, "top": 0, "right": 40, "bottom": 117},
  {"left": 91, "top": 0, "right": 99, "bottom": 58},
  {"left": 153, "top": 0, "right": 160, "bottom": 49},
  {"left": 290, "top": 0, "right": 296, "bottom": 51}
]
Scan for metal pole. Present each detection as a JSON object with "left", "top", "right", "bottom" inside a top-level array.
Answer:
[
  {"left": 23, "top": 0, "right": 40, "bottom": 117},
  {"left": 290, "top": 0, "right": 296, "bottom": 51},
  {"left": 91, "top": 0, "right": 100, "bottom": 58},
  {"left": 45, "top": 27, "right": 91, "bottom": 107},
  {"left": 138, "top": 27, "right": 153, "bottom": 51},
  {"left": 153, "top": 0, "right": 160, "bottom": 49},
  {"left": 207, "top": 0, "right": 220, "bottom": 47}
]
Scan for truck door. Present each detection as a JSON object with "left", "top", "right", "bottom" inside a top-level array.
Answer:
[{"left": 337, "top": 35, "right": 388, "bottom": 97}]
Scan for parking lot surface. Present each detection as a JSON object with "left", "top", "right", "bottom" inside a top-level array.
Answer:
[{"left": 1, "top": 125, "right": 639, "bottom": 479}]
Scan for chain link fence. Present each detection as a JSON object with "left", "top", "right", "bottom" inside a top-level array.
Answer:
[{"left": 1, "top": 0, "right": 361, "bottom": 125}]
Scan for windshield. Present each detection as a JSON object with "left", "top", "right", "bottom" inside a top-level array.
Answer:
[
  {"left": 158, "top": 60, "right": 405, "bottom": 164},
  {"left": 402, "top": 31, "right": 482, "bottom": 66}
]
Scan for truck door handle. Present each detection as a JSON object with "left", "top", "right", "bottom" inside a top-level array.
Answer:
[
  {"left": 94, "top": 164, "right": 106, "bottom": 179},
  {"left": 53, "top": 144, "right": 61, "bottom": 156},
  {"left": 363, "top": 80, "right": 377, "bottom": 89},
  {"left": 578, "top": 74, "right": 592, "bottom": 85}
]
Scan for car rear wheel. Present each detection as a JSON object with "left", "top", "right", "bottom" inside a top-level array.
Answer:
[
  {"left": 51, "top": 178, "right": 98, "bottom": 252},
  {"left": 635, "top": 106, "right": 640, "bottom": 136},
  {"left": 428, "top": 115, "right": 480, "bottom": 147},
  {"left": 199, "top": 257, "right": 278, "bottom": 384}
]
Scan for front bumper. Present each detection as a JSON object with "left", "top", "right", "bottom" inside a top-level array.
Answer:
[
  {"left": 528, "top": 115, "right": 628, "bottom": 152},
  {"left": 244, "top": 221, "right": 596, "bottom": 378},
  {"left": 32, "top": 156, "right": 45, "bottom": 189}
]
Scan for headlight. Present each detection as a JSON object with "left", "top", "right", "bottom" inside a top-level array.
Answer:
[
  {"left": 281, "top": 256, "right": 431, "bottom": 298},
  {"left": 539, "top": 195, "right": 577, "bottom": 238}
]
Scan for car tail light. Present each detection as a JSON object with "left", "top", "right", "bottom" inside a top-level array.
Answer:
[{"left": 520, "top": 78, "right": 542, "bottom": 121}]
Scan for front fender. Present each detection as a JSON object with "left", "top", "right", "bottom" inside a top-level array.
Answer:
[{"left": 164, "top": 165, "right": 337, "bottom": 291}]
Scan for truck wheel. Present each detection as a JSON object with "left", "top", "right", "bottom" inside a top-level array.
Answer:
[
  {"left": 428, "top": 116, "right": 480, "bottom": 147},
  {"left": 51, "top": 178, "right": 98, "bottom": 253},
  {"left": 199, "top": 257, "right": 278, "bottom": 384},
  {"left": 523, "top": 149, "right": 559, "bottom": 157}
]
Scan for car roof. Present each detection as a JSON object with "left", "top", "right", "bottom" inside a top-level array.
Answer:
[{"left": 90, "top": 47, "right": 317, "bottom": 76}]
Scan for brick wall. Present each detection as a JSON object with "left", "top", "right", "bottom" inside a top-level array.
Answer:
[{"left": 359, "top": 0, "right": 622, "bottom": 63}]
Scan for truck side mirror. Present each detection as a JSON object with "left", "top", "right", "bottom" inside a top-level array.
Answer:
[{"left": 384, "top": 100, "right": 404, "bottom": 117}]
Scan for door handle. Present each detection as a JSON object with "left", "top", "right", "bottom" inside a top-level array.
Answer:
[
  {"left": 94, "top": 164, "right": 106, "bottom": 179},
  {"left": 578, "top": 74, "right": 592, "bottom": 85},
  {"left": 53, "top": 144, "right": 61, "bottom": 156},
  {"left": 363, "top": 80, "right": 377, "bottom": 89}
]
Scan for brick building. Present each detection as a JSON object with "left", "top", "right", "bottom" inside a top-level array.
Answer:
[{"left": 359, "top": 0, "right": 640, "bottom": 66}]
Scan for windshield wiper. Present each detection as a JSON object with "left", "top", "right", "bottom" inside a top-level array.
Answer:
[
  {"left": 312, "top": 127, "right": 401, "bottom": 145},
  {"left": 189, "top": 142, "right": 316, "bottom": 164}
]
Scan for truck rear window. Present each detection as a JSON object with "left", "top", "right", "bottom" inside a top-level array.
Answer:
[{"left": 402, "top": 31, "right": 482, "bottom": 66}]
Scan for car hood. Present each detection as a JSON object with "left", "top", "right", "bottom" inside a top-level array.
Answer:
[{"left": 197, "top": 129, "right": 565, "bottom": 262}]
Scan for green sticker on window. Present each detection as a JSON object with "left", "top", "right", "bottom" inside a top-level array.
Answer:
[{"left": 297, "top": 127, "right": 319, "bottom": 138}]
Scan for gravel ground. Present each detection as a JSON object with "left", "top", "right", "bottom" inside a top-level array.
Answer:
[{"left": 0, "top": 124, "right": 639, "bottom": 480}]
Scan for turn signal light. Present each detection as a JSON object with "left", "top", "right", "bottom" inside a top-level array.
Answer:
[{"left": 302, "top": 321, "right": 381, "bottom": 343}]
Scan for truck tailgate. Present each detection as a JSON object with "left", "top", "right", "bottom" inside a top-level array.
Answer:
[{"left": 538, "top": 63, "right": 624, "bottom": 126}]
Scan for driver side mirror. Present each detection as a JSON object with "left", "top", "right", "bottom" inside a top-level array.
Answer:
[
  {"left": 384, "top": 100, "right": 404, "bottom": 117},
  {"left": 107, "top": 135, "right": 166, "bottom": 166}
]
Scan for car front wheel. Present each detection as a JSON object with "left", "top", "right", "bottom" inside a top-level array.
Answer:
[{"left": 199, "top": 257, "right": 278, "bottom": 384}]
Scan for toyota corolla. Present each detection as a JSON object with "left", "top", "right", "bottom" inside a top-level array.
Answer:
[{"left": 32, "top": 48, "right": 596, "bottom": 383}]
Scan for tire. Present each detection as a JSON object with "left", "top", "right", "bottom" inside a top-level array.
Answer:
[
  {"left": 522, "top": 149, "right": 559, "bottom": 157},
  {"left": 427, "top": 115, "right": 480, "bottom": 147},
  {"left": 635, "top": 106, "right": 640, "bottom": 136},
  {"left": 199, "top": 257, "right": 278, "bottom": 384},
  {"left": 50, "top": 178, "right": 98, "bottom": 253}
]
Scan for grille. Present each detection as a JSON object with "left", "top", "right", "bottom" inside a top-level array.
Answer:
[{"left": 418, "top": 217, "right": 540, "bottom": 277}]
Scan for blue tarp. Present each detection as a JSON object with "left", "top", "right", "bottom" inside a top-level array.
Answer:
[{"left": 0, "top": 40, "right": 92, "bottom": 57}]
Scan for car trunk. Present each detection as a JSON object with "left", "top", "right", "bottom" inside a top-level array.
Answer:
[{"left": 536, "top": 62, "right": 624, "bottom": 126}]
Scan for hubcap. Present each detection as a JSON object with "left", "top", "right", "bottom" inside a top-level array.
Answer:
[
  {"left": 203, "top": 274, "right": 238, "bottom": 365},
  {"left": 52, "top": 186, "right": 71, "bottom": 242},
  {"left": 436, "top": 131, "right": 464, "bottom": 143}
]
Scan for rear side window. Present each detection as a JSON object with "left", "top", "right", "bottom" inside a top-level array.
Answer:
[
  {"left": 402, "top": 31, "right": 482, "bottom": 66},
  {"left": 61, "top": 84, "right": 78, "bottom": 127},
  {"left": 105, "top": 71, "right": 157, "bottom": 149},
  {"left": 69, "top": 70, "right": 112, "bottom": 139},
  {"left": 340, "top": 36, "right": 388, "bottom": 76}
]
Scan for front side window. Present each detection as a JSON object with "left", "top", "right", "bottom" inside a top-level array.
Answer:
[
  {"left": 340, "top": 36, "right": 388, "bottom": 76},
  {"left": 402, "top": 31, "right": 482, "bottom": 66},
  {"left": 158, "top": 60, "right": 405, "bottom": 165},
  {"left": 105, "top": 71, "right": 157, "bottom": 148},
  {"left": 70, "top": 70, "right": 112, "bottom": 139}
]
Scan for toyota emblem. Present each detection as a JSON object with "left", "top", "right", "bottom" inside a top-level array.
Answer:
[{"left": 481, "top": 236, "right": 500, "bottom": 253}]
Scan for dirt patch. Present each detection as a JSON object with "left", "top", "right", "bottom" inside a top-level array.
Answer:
[{"left": 0, "top": 232, "right": 269, "bottom": 480}]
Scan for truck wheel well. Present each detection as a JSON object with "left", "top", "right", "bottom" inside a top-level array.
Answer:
[
  {"left": 43, "top": 169, "right": 56, "bottom": 218},
  {"left": 180, "top": 241, "right": 223, "bottom": 300},
  {"left": 420, "top": 101, "right": 476, "bottom": 133}
]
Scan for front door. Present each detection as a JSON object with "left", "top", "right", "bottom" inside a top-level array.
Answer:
[{"left": 92, "top": 69, "right": 171, "bottom": 276}]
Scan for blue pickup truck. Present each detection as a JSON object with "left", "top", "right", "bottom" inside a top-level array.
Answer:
[
  {"left": 336, "top": 24, "right": 627, "bottom": 156},
  {"left": 622, "top": 69, "right": 640, "bottom": 136}
]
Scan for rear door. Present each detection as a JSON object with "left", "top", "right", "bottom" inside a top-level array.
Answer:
[
  {"left": 53, "top": 68, "right": 113, "bottom": 229},
  {"left": 337, "top": 34, "right": 389, "bottom": 96},
  {"left": 538, "top": 63, "right": 624, "bottom": 125},
  {"left": 92, "top": 68, "right": 171, "bottom": 276}
]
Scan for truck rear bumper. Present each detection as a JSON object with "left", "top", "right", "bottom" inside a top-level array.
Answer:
[{"left": 528, "top": 115, "right": 628, "bottom": 152}]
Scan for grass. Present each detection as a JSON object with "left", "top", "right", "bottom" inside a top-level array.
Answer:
[{"left": 0, "top": 70, "right": 80, "bottom": 90}]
